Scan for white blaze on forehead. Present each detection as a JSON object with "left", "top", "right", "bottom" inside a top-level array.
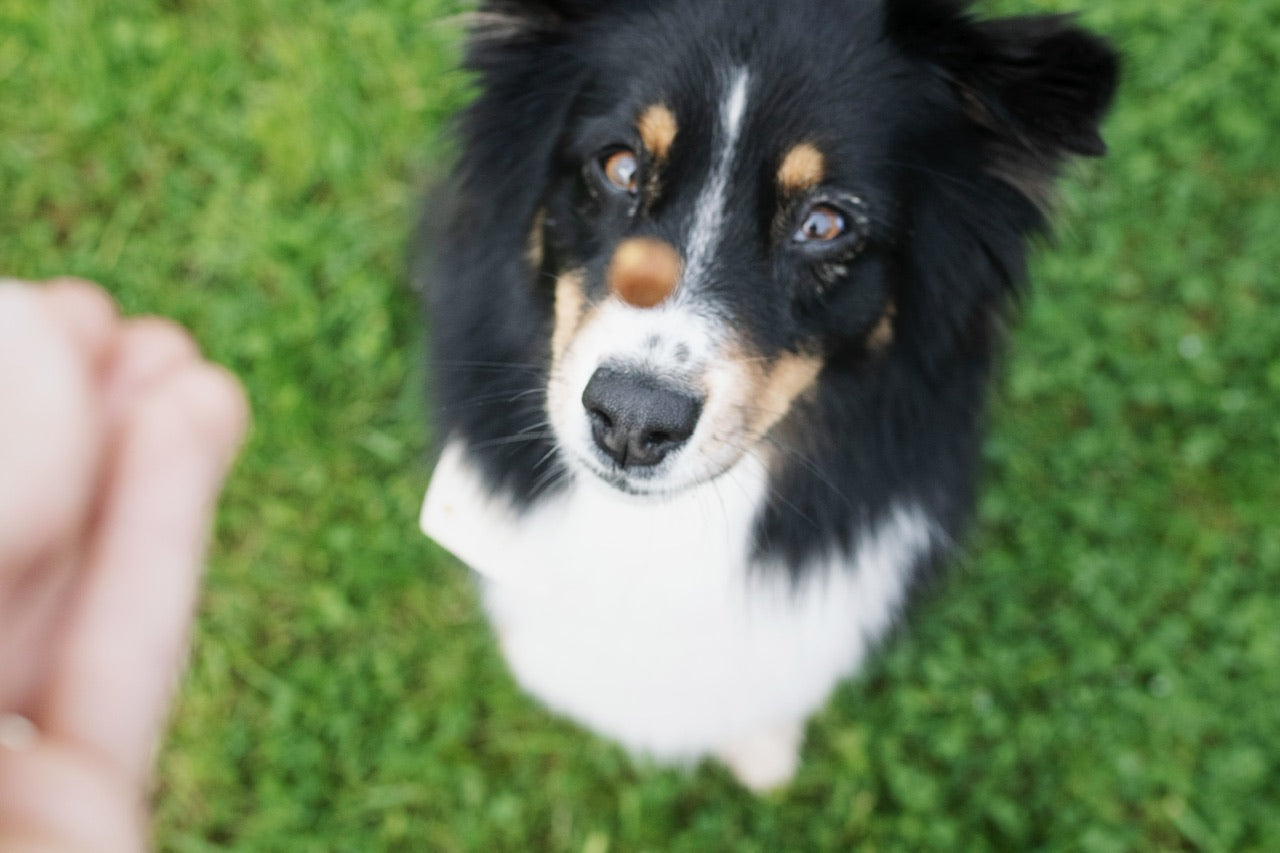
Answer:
[
  {"left": 544, "top": 69, "right": 762, "bottom": 494},
  {"left": 683, "top": 67, "right": 751, "bottom": 291}
]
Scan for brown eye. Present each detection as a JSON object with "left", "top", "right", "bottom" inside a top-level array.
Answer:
[
  {"left": 602, "top": 149, "right": 640, "bottom": 194},
  {"left": 794, "top": 204, "right": 847, "bottom": 243}
]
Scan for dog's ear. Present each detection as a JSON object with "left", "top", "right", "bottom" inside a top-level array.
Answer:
[
  {"left": 445, "top": 0, "right": 605, "bottom": 278},
  {"left": 467, "top": 0, "right": 610, "bottom": 46},
  {"left": 886, "top": 0, "right": 1119, "bottom": 191},
  {"left": 482, "top": 0, "right": 591, "bottom": 13}
]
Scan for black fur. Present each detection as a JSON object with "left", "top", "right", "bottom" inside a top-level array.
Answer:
[{"left": 420, "top": 0, "right": 1118, "bottom": 577}]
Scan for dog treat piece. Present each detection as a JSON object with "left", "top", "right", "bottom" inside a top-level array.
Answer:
[
  {"left": 421, "top": 0, "right": 1118, "bottom": 792},
  {"left": 608, "top": 238, "right": 683, "bottom": 309}
]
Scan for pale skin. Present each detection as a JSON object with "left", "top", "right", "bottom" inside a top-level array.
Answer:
[{"left": 0, "top": 279, "right": 248, "bottom": 852}]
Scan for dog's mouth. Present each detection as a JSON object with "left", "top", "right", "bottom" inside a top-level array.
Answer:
[
  {"left": 571, "top": 458, "right": 674, "bottom": 497},
  {"left": 568, "top": 449, "right": 731, "bottom": 499}
]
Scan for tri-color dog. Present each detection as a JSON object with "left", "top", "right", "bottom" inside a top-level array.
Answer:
[{"left": 419, "top": 0, "right": 1117, "bottom": 789}]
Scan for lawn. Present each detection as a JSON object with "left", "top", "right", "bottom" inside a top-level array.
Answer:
[{"left": 2, "top": 0, "right": 1277, "bottom": 850}]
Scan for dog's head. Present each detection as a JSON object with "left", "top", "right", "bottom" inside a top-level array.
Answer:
[{"left": 452, "top": 0, "right": 1117, "bottom": 497}]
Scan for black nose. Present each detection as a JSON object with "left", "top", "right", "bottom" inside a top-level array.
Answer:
[{"left": 582, "top": 368, "right": 703, "bottom": 470}]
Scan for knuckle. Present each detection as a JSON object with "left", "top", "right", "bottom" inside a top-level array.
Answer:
[
  {"left": 130, "top": 362, "right": 249, "bottom": 455},
  {"left": 119, "top": 317, "right": 200, "bottom": 364},
  {"left": 40, "top": 279, "right": 120, "bottom": 355},
  {"left": 43, "top": 278, "right": 116, "bottom": 314}
]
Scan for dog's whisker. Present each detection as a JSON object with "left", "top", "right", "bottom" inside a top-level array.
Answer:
[
  {"left": 531, "top": 444, "right": 563, "bottom": 472},
  {"left": 439, "top": 388, "right": 545, "bottom": 410},
  {"left": 707, "top": 439, "right": 824, "bottom": 531},
  {"left": 757, "top": 435, "right": 858, "bottom": 513},
  {"left": 463, "top": 432, "right": 557, "bottom": 453},
  {"left": 528, "top": 462, "right": 571, "bottom": 497},
  {"left": 427, "top": 359, "right": 548, "bottom": 374}
]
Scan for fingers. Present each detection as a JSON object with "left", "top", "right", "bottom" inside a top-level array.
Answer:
[
  {"left": 38, "top": 357, "right": 248, "bottom": 784},
  {"left": 0, "top": 278, "right": 248, "bottom": 851},
  {"left": 0, "top": 282, "right": 106, "bottom": 585},
  {"left": 1, "top": 316, "right": 214, "bottom": 717},
  {"left": 0, "top": 740, "right": 145, "bottom": 853},
  {"left": 102, "top": 317, "right": 200, "bottom": 424},
  {"left": 38, "top": 278, "right": 121, "bottom": 371},
  {"left": 0, "top": 281, "right": 118, "bottom": 715}
]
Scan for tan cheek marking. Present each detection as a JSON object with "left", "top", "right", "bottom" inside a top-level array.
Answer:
[
  {"left": 552, "top": 270, "right": 586, "bottom": 361},
  {"left": 638, "top": 104, "right": 678, "bottom": 161},
  {"left": 867, "top": 302, "right": 897, "bottom": 352},
  {"left": 777, "top": 143, "right": 826, "bottom": 194},
  {"left": 748, "top": 353, "right": 824, "bottom": 438},
  {"left": 526, "top": 208, "right": 546, "bottom": 272},
  {"left": 608, "top": 238, "right": 683, "bottom": 309}
]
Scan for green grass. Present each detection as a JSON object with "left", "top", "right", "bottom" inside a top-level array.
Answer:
[{"left": 2, "top": 0, "right": 1277, "bottom": 849}]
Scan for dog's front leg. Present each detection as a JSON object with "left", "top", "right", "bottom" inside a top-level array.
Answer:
[{"left": 715, "top": 719, "right": 805, "bottom": 792}]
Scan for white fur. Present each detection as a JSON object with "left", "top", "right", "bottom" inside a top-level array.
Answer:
[
  {"left": 422, "top": 438, "right": 933, "bottom": 771},
  {"left": 684, "top": 67, "right": 750, "bottom": 287}
]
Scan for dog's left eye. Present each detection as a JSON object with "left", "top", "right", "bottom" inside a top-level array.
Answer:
[{"left": 599, "top": 149, "right": 641, "bottom": 195}]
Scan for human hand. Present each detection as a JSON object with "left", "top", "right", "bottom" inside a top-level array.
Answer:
[{"left": 0, "top": 279, "right": 248, "bottom": 852}]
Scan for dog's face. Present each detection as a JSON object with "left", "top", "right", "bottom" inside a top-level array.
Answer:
[
  {"left": 540, "top": 8, "right": 914, "bottom": 497},
  {"left": 459, "top": 0, "right": 1117, "bottom": 498},
  {"left": 544, "top": 75, "right": 867, "bottom": 495}
]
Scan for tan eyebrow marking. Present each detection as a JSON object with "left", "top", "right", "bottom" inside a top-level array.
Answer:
[
  {"left": 867, "top": 302, "right": 898, "bottom": 352},
  {"left": 778, "top": 143, "right": 826, "bottom": 193},
  {"left": 637, "top": 104, "right": 678, "bottom": 160}
]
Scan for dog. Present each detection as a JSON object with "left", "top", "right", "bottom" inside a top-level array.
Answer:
[{"left": 418, "top": 0, "right": 1118, "bottom": 790}]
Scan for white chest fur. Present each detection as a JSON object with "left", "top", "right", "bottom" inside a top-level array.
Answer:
[{"left": 421, "top": 439, "right": 932, "bottom": 766}]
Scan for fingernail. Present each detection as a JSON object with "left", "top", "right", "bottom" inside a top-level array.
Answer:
[{"left": 0, "top": 714, "right": 39, "bottom": 752}]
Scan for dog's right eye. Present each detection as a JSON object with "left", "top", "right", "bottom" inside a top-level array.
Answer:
[
  {"left": 794, "top": 204, "right": 847, "bottom": 244},
  {"left": 598, "top": 149, "right": 641, "bottom": 195}
]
